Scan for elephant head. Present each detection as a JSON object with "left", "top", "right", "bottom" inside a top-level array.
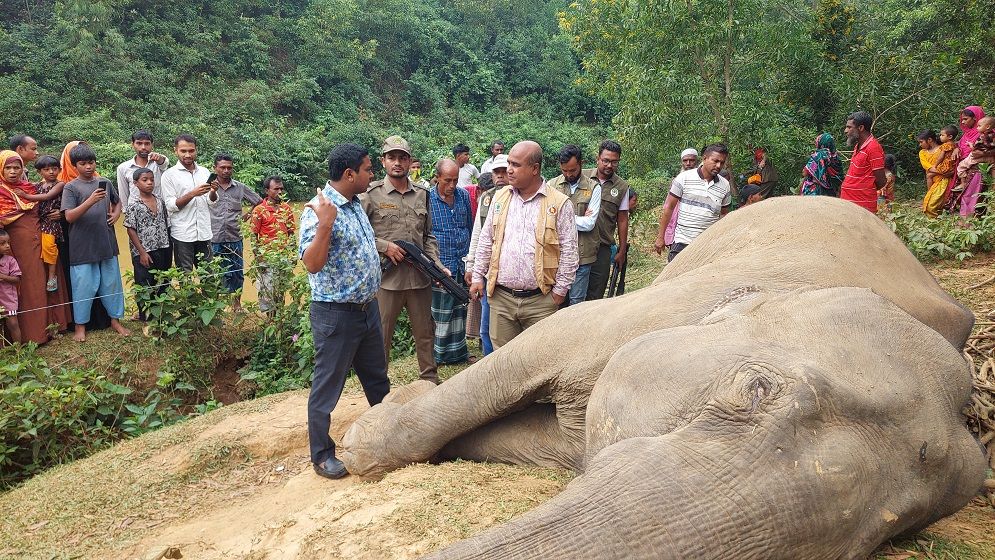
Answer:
[{"left": 424, "top": 287, "right": 984, "bottom": 559}]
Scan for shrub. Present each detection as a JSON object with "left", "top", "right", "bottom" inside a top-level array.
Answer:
[
  {"left": 885, "top": 197, "right": 995, "bottom": 262},
  {"left": 134, "top": 259, "right": 229, "bottom": 340},
  {"left": 0, "top": 344, "right": 127, "bottom": 487},
  {"left": 239, "top": 229, "right": 315, "bottom": 395}
]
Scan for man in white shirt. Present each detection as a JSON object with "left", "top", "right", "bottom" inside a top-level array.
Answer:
[
  {"left": 116, "top": 130, "right": 169, "bottom": 207},
  {"left": 546, "top": 145, "right": 601, "bottom": 305},
  {"left": 479, "top": 140, "right": 505, "bottom": 174},
  {"left": 160, "top": 134, "right": 218, "bottom": 270},
  {"left": 454, "top": 143, "right": 479, "bottom": 189},
  {"left": 653, "top": 143, "right": 731, "bottom": 262}
]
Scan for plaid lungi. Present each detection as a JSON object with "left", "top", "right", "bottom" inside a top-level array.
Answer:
[{"left": 431, "top": 285, "right": 469, "bottom": 364}]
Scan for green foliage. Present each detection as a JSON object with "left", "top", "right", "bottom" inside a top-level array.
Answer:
[
  {"left": 885, "top": 199, "right": 995, "bottom": 262},
  {"left": 0, "top": 339, "right": 231, "bottom": 488},
  {"left": 1, "top": 0, "right": 605, "bottom": 198},
  {"left": 561, "top": 0, "right": 994, "bottom": 189},
  {"left": 0, "top": 344, "right": 123, "bottom": 487},
  {"left": 390, "top": 310, "right": 417, "bottom": 361},
  {"left": 134, "top": 260, "right": 229, "bottom": 340},
  {"left": 238, "top": 229, "right": 315, "bottom": 395}
]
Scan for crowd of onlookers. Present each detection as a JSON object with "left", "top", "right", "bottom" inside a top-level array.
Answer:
[
  {"left": 2, "top": 105, "right": 990, "bottom": 350},
  {"left": 915, "top": 105, "right": 993, "bottom": 219},
  {"left": 0, "top": 132, "right": 294, "bottom": 344}
]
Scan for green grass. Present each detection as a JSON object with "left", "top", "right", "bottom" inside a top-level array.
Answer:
[{"left": 876, "top": 533, "right": 995, "bottom": 559}]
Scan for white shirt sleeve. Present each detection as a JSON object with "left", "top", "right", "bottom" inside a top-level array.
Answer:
[
  {"left": 619, "top": 187, "right": 630, "bottom": 211},
  {"left": 161, "top": 169, "right": 181, "bottom": 214},
  {"left": 465, "top": 196, "right": 485, "bottom": 268},
  {"left": 116, "top": 163, "right": 130, "bottom": 208},
  {"left": 575, "top": 184, "right": 601, "bottom": 232}
]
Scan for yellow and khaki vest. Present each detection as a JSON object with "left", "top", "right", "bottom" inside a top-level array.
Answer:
[
  {"left": 547, "top": 174, "right": 599, "bottom": 266},
  {"left": 477, "top": 187, "right": 496, "bottom": 227},
  {"left": 486, "top": 185, "right": 571, "bottom": 296},
  {"left": 584, "top": 168, "right": 629, "bottom": 247}
]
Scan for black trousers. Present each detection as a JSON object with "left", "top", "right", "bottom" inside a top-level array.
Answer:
[
  {"left": 586, "top": 244, "right": 613, "bottom": 301},
  {"left": 668, "top": 243, "right": 688, "bottom": 263},
  {"left": 172, "top": 238, "right": 212, "bottom": 271},
  {"left": 308, "top": 300, "right": 391, "bottom": 465},
  {"left": 132, "top": 247, "right": 173, "bottom": 321}
]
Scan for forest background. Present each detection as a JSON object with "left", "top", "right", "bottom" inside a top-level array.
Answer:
[{"left": 2, "top": 0, "right": 993, "bottom": 200}]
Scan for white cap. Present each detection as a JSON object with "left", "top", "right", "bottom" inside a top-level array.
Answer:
[
  {"left": 681, "top": 148, "right": 699, "bottom": 159},
  {"left": 491, "top": 154, "right": 509, "bottom": 170}
]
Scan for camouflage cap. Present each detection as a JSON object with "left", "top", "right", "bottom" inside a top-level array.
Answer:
[{"left": 381, "top": 135, "right": 412, "bottom": 156}]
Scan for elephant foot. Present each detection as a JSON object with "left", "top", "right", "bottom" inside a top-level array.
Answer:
[{"left": 341, "top": 402, "right": 411, "bottom": 479}]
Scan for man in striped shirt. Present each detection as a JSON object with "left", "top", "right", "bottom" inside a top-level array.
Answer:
[{"left": 653, "top": 144, "right": 731, "bottom": 262}]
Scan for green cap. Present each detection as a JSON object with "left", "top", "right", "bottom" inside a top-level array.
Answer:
[{"left": 381, "top": 135, "right": 412, "bottom": 156}]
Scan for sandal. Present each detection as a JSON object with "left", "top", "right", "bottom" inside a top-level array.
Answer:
[{"left": 46, "top": 278, "right": 58, "bottom": 292}]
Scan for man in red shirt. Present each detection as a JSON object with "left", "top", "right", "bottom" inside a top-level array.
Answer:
[
  {"left": 840, "top": 111, "right": 886, "bottom": 212},
  {"left": 251, "top": 175, "right": 295, "bottom": 313}
]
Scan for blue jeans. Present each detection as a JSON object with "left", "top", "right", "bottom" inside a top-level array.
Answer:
[
  {"left": 70, "top": 257, "right": 125, "bottom": 324},
  {"left": 211, "top": 241, "right": 244, "bottom": 293},
  {"left": 480, "top": 289, "right": 493, "bottom": 356},
  {"left": 569, "top": 264, "right": 593, "bottom": 306}
]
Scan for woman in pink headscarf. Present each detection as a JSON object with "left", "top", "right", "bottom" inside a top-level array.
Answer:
[{"left": 955, "top": 105, "right": 985, "bottom": 216}]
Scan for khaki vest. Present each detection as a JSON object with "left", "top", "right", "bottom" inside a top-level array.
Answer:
[
  {"left": 478, "top": 187, "right": 496, "bottom": 227},
  {"left": 548, "top": 175, "right": 599, "bottom": 266},
  {"left": 486, "top": 185, "right": 571, "bottom": 296},
  {"left": 584, "top": 168, "right": 629, "bottom": 246}
]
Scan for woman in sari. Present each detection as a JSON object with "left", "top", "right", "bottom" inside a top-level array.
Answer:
[
  {"left": 956, "top": 105, "right": 985, "bottom": 216},
  {"left": 918, "top": 130, "right": 948, "bottom": 218},
  {"left": 0, "top": 150, "right": 71, "bottom": 343},
  {"left": 799, "top": 133, "right": 843, "bottom": 196}
]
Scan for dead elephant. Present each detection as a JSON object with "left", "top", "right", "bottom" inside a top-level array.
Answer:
[{"left": 342, "top": 196, "right": 986, "bottom": 559}]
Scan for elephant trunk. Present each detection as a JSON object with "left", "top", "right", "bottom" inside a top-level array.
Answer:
[{"left": 424, "top": 425, "right": 982, "bottom": 560}]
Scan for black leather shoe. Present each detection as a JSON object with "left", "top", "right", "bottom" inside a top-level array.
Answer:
[{"left": 313, "top": 457, "right": 348, "bottom": 479}]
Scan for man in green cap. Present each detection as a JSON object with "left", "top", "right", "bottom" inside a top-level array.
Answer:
[{"left": 360, "top": 135, "right": 444, "bottom": 384}]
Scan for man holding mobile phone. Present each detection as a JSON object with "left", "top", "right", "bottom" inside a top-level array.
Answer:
[
  {"left": 208, "top": 153, "right": 262, "bottom": 312},
  {"left": 160, "top": 134, "right": 218, "bottom": 270}
]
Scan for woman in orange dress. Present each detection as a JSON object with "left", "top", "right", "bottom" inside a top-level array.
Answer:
[{"left": 0, "top": 150, "right": 71, "bottom": 343}]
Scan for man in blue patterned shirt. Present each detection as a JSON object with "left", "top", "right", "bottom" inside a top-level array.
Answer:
[
  {"left": 429, "top": 159, "right": 472, "bottom": 364},
  {"left": 299, "top": 143, "right": 391, "bottom": 480}
]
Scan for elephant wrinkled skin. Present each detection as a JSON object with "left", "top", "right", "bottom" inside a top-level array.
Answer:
[{"left": 341, "top": 196, "right": 986, "bottom": 559}]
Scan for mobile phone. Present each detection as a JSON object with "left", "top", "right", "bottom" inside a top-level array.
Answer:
[{"left": 207, "top": 173, "right": 218, "bottom": 183}]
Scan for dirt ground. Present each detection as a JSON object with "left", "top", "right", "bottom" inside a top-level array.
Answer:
[{"left": 3, "top": 254, "right": 995, "bottom": 559}]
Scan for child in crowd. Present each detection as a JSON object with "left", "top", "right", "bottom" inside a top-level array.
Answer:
[
  {"left": 880, "top": 154, "right": 896, "bottom": 213},
  {"left": 956, "top": 117, "right": 995, "bottom": 194},
  {"left": 0, "top": 229, "right": 21, "bottom": 343},
  {"left": 124, "top": 167, "right": 172, "bottom": 321},
  {"left": 60, "top": 143, "right": 130, "bottom": 341},
  {"left": 13, "top": 155, "right": 64, "bottom": 291},
  {"left": 250, "top": 176, "right": 294, "bottom": 314}
]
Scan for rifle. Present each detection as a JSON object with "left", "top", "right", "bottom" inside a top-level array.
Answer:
[
  {"left": 382, "top": 240, "right": 470, "bottom": 305},
  {"left": 606, "top": 242, "right": 630, "bottom": 298}
]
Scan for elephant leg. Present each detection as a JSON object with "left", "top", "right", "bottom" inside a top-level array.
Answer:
[
  {"left": 341, "top": 351, "right": 560, "bottom": 479},
  {"left": 439, "top": 403, "right": 585, "bottom": 471}
]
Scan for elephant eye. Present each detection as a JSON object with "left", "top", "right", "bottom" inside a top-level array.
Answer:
[{"left": 731, "top": 362, "right": 784, "bottom": 415}]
